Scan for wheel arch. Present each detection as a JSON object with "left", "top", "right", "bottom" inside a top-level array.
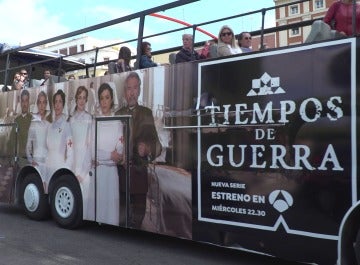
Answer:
[
  {"left": 338, "top": 201, "right": 360, "bottom": 265},
  {"left": 48, "top": 168, "right": 80, "bottom": 199}
]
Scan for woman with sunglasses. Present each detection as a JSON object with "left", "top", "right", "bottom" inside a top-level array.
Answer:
[
  {"left": 19, "top": 69, "right": 30, "bottom": 89},
  {"left": 217, "top": 25, "right": 241, "bottom": 57},
  {"left": 11, "top": 69, "right": 29, "bottom": 90}
]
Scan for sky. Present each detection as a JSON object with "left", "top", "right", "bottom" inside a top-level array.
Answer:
[{"left": 1, "top": 0, "right": 276, "bottom": 51}]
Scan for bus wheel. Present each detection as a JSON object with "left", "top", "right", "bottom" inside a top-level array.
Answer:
[
  {"left": 21, "top": 173, "right": 50, "bottom": 220},
  {"left": 355, "top": 229, "right": 360, "bottom": 264},
  {"left": 50, "top": 175, "right": 82, "bottom": 229}
]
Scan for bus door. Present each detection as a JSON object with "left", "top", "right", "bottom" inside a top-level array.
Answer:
[
  {"left": 93, "top": 116, "right": 130, "bottom": 227},
  {"left": 0, "top": 123, "right": 17, "bottom": 203}
]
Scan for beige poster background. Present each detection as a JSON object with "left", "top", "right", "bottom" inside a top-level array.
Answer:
[{"left": 0, "top": 65, "right": 194, "bottom": 239}]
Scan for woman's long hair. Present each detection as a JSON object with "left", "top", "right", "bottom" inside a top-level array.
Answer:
[
  {"left": 118, "top": 46, "right": 131, "bottom": 65},
  {"left": 218, "top": 25, "right": 238, "bottom": 48}
]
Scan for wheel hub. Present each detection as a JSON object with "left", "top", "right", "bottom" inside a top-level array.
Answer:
[
  {"left": 55, "top": 187, "right": 74, "bottom": 218},
  {"left": 23, "top": 183, "right": 40, "bottom": 212}
]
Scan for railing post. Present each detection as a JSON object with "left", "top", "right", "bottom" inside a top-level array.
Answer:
[
  {"left": 192, "top": 24, "right": 197, "bottom": 61},
  {"left": 4, "top": 53, "right": 10, "bottom": 89},
  {"left": 93, "top": 48, "right": 99, "bottom": 77},
  {"left": 260, "top": 8, "right": 266, "bottom": 50},
  {"left": 136, "top": 15, "right": 146, "bottom": 69},
  {"left": 57, "top": 57, "right": 64, "bottom": 82},
  {"left": 353, "top": 0, "right": 357, "bottom": 36}
]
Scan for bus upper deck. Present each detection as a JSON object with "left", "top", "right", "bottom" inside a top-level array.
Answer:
[{"left": 0, "top": 0, "right": 322, "bottom": 86}]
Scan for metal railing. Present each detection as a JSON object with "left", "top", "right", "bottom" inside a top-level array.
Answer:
[{"left": 0, "top": 0, "right": 357, "bottom": 87}]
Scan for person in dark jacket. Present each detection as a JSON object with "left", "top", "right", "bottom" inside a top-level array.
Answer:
[
  {"left": 175, "top": 34, "right": 209, "bottom": 63},
  {"left": 108, "top": 46, "right": 132, "bottom": 74},
  {"left": 139, "top": 42, "right": 158, "bottom": 69}
]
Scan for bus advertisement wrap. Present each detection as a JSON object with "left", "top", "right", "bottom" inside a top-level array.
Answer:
[
  {"left": 0, "top": 68, "right": 193, "bottom": 238},
  {"left": 0, "top": 38, "right": 358, "bottom": 265}
]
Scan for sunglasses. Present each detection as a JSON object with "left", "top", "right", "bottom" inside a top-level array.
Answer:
[
  {"left": 244, "top": 37, "right": 252, "bottom": 40},
  {"left": 221, "top": 32, "right": 232, "bottom": 37}
]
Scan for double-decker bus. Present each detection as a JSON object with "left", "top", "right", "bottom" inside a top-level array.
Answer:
[{"left": 0, "top": 1, "right": 359, "bottom": 264}]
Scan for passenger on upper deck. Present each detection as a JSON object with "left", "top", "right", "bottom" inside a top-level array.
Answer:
[
  {"left": 53, "top": 69, "right": 67, "bottom": 83},
  {"left": 40, "top": 69, "right": 53, "bottom": 86},
  {"left": 175, "top": 34, "right": 209, "bottom": 63},
  {"left": 217, "top": 25, "right": 242, "bottom": 57},
  {"left": 139, "top": 42, "right": 159, "bottom": 69},
  {"left": 238, "top": 31, "right": 253, "bottom": 53},
  {"left": 68, "top": 74, "right": 76, "bottom": 81},
  {"left": 305, "top": 0, "right": 360, "bottom": 43},
  {"left": 9, "top": 72, "right": 21, "bottom": 91},
  {"left": 108, "top": 46, "right": 132, "bottom": 74},
  {"left": 14, "top": 69, "right": 30, "bottom": 90}
]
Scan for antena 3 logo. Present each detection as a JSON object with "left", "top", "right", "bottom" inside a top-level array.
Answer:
[
  {"left": 269, "top": 190, "right": 293, "bottom": 213},
  {"left": 248, "top": 72, "right": 285, "bottom": 96}
]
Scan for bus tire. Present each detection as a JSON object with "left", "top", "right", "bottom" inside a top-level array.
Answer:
[
  {"left": 50, "top": 175, "right": 82, "bottom": 229},
  {"left": 21, "top": 173, "right": 50, "bottom": 220}
]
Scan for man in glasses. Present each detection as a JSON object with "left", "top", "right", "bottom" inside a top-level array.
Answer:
[
  {"left": 16, "top": 69, "right": 30, "bottom": 90},
  {"left": 238, "top": 32, "right": 253, "bottom": 53}
]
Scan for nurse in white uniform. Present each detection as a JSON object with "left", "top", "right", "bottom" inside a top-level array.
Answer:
[
  {"left": 69, "top": 86, "right": 94, "bottom": 220},
  {"left": 46, "top": 89, "right": 73, "bottom": 180},
  {"left": 26, "top": 91, "right": 50, "bottom": 184},
  {"left": 93, "top": 83, "right": 124, "bottom": 226}
]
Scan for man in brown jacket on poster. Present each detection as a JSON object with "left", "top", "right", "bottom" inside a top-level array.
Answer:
[{"left": 116, "top": 71, "right": 162, "bottom": 228}]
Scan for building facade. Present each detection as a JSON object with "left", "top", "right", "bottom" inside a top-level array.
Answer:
[
  {"left": 37, "top": 36, "right": 130, "bottom": 78},
  {"left": 274, "top": 0, "right": 334, "bottom": 47}
]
